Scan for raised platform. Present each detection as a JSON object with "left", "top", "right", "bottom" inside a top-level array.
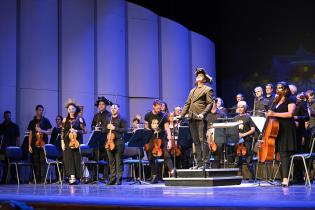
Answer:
[
  {"left": 1, "top": 182, "right": 315, "bottom": 210},
  {"left": 164, "top": 168, "right": 242, "bottom": 187}
]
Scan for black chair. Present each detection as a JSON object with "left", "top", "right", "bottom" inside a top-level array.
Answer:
[
  {"left": 43, "top": 144, "right": 63, "bottom": 184},
  {"left": 6, "top": 146, "right": 36, "bottom": 184},
  {"left": 288, "top": 131, "right": 315, "bottom": 186},
  {"left": 80, "top": 144, "right": 98, "bottom": 183}
]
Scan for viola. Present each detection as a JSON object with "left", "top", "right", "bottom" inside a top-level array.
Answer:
[
  {"left": 207, "top": 128, "right": 217, "bottom": 152},
  {"left": 152, "top": 138, "right": 163, "bottom": 157},
  {"left": 170, "top": 138, "right": 181, "bottom": 157},
  {"left": 105, "top": 122, "right": 115, "bottom": 151},
  {"left": 236, "top": 142, "right": 246, "bottom": 156},
  {"left": 69, "top": 125, "right": 80, "bottom": 149},
  {"left": 35, "top": 125, "right": 45, "bottom": 148}
]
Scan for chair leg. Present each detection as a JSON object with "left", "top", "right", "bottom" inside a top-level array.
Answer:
[
  {"left": 44, "top": 163, "right": 50, "bottom": 185},
  {"left": 32, "top": 165, "right": 37, "bottom": 184},
  {"left": 142, "top": 163, "right": 145, "bottom": 181},
  {"left": 273, "top": 162, "right": 281, "bottom": 182},
  {"left": 302, "top": 157, "right": 311, "bottom": 186},
  {"left": 6, "top": 164, "right": 11, "bottom": 184},
  {"left": 56, "top": 163, "right": 62, "bottom": 184},
  {"left": 288, "top": 157, "right": 294, "bottom": 181},
  {"left": 254, "top": 162, "right": 259, "bottom": 182},
  {"left": 15, "top": 164, "right": 19, "bottom": 185}
]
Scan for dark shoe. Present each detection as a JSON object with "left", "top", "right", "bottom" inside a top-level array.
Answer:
[
  {"left": 146, "top": 177, "right": 153, "bottom": 181},
  {"left": 106, "top": 179, "right": 116, "bottom": 185},
  {"left": 190, "top": 165, "right": 201, "bottom": 170},
  {"left": 115, "top": 178, "right": 122, "bottom": 185},
  {"left": 69, "top": 180, "right": 78, "bottom": 185},
  {"left": 150, "top": 176, "right": 158, "bottom": 184}
]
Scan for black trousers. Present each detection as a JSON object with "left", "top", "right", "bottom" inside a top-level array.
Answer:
[
  {"left": 147, "top": 139, "right": 173, "bottom": 176},
  {"left": 107, "top": 139, "right": 124, "bottom": 182},
  {"left": 33, "top": 147, "right": 46, "bottom": 182},
  {"left": 279, "top": 151, "right": 293, "bottom": 179},
  {"left": 189, "top": 119, "right": 209, "bottom": 166},
  {"left": 64, "top": 147, "right": 82, "bottom": 178}
]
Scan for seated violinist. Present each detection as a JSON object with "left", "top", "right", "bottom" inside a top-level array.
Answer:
[
  {"left": 206, "top": 99, "right": 227, "bottom": 168},
  {"left": 233, "top": 101, "right": 255, "bottom": 176},
  {"left": 144, "top": 99, "right": 173, "bottom": 184}
]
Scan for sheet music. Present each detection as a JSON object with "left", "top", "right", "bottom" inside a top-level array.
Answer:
[
  {"left": 250, "top": 116, "right": 266, "bottom": 132},
  {"left": 211, "top": 121, "right": 241, "bottom": 128}
]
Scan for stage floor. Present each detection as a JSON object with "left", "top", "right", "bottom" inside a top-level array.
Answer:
[{"left": 0, "top": 181, "right": 315, "bottom": 209}]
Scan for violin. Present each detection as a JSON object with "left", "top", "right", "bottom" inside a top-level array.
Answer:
[
  {"left": 207, "top": 128, "right": 217, "bottom": 152},
  {"left": 105, "top": 120, "right": 115, "bottom": 151},
  {"left": 69, "top": 124, "right": 80, "bottom": 149},
  {"left": 35, "top": 124, "right": 45, "bottom": 148},
  {"left": 152, "top": 138, "right": 163, "bottom": 157}
]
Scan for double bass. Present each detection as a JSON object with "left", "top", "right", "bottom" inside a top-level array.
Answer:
[
  {"left": 257, "top": 99, "right": 279, "bottom": 162},
  {"left": 207, "top": 127, "right": 217, "bottom": 152}
]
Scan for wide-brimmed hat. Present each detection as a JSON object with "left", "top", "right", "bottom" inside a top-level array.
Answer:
[
  {"left": 64, "top": 99, "right": 80, "bottom": 114},
  {"left": 95, "top": 96, "right": 113, "bottom": 107},
  {"left": 195, "top": 67, "right": 213, "bottom": 84}
]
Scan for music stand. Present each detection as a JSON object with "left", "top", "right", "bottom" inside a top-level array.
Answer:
[
  {"left": 87, "top": 130, "right": 105, "bottom": 183},
  {"left": 177, "top": 125, "right": 194, "bottom": 168},
  {"left": 128, "top": 128, "right": 151, "bottom": 185},
  {"left": 211, "top": 121, "right": 241, "bottom": 168}
]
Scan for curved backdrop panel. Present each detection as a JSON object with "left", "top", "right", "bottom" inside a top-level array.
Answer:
[{"left": 0, "top": 0, "right": 216, "bottom": 144}]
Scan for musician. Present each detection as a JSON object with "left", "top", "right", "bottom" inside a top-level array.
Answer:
[
  {"left": 253, "top": 86, "right": 268, "bottom": 117},
  {"left": 180, "top": 68, "right": 214, "bottom": 169},
  {"left": 289, "top": 84, "right": 298, "bottom": 96},
  {"left": 105, "top": 104, "right": 127, "bottom": 185},
  {"left": 206, "top": 99, "right": 227, "bottom": 168},
  {"left": 61, "top": 100, "right": 87, "bottom": 185},
  {"left": 267, "top": 81, "right": 297, "bottom": 187},
  {"left": 0, "top": 111, "right": 20, "bottom": 184},
  {"left": 265, "top": 83, "right": 276, "bottom": 110},
  {"left": 233, "top": 101, "right": 255, "bottom": 175},
  {"left": 231, "top": 93, "right": 244, "bottom": 115},
  {"left": 92, "top": 97, "right": 112, "bottom": 132},
  {"left": 173, "top": 106, "right": 191, "bottom": 168},
  {"left": 27, "top": 105, "right": 52, "bottom": 183},
  {"left": 161, "top": 101, "right": 169, "bottom": 114},
  {"left": 131, "top": 117, "right": 141, "bottom": 133},
  {"left": 168, "top": 112, "right": 181, "bottom": 169},
  {"left": 216, "top": 97, "right": 227, "bottom": 115},
  {"left": 50, "top": 115, "right": 63, "bottom": 147},
  {"left": 144, "top": 99, "right": 173, "bottom": 184},
  {"left": 292, "top": 92, "right": 310, "bottom": 184},
  {"left": 306, "top": 90, "right": 315, "bottom": 130}
]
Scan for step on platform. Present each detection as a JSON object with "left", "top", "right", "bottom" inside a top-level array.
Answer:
[{"left": 164, "top": 168, "right": 242, "bottom": 187}]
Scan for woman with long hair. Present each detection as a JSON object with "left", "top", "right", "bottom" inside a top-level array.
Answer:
[{"left": 267, "top": 81, "right": 297, "bottom": 186}]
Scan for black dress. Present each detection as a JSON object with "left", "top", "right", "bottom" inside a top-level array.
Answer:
[
  {"left": 272, "top": 96, "right": 297, "bottom": 152},
  {"left": 62, "top": 117, "right": 84, "bottom": 178}
]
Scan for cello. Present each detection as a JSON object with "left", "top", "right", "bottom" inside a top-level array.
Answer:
[
  {"left": 257, "top": 97, "right": 279, "bottom": 162},
  {"left": 207, "top": 127, "right": 217, "bottom": 153}
]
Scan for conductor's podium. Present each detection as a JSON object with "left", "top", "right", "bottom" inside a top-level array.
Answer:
[
  {"left": 164, "top": 168, "right": 242, "bottom": 187},
  {"left": 164, "top": 121, "right": 243, "bottom": 187}
]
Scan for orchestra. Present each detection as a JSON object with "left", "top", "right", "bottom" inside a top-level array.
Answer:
[{"left": 1, "top": 67, "right": 315, "bottom": 187}]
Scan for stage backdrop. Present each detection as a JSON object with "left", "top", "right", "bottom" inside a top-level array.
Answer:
[{"left": 0, "top": 0, "right": 216, "bottom": 144}]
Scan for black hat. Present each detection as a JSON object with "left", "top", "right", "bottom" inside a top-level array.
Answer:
[
  {"left": 195, "top": 67, "right": 213, "bottom": 84},
  {"left": 95, "top": 96, "right": 113, "bottom": 107}
]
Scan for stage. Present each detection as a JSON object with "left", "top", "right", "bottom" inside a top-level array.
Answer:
[{"left": 0, "top": 181, "right": 315, "bottom": 210}]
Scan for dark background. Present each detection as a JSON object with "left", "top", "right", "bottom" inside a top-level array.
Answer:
[{"left": 128, "top": 0, "right": 315, "bottom": 108}]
